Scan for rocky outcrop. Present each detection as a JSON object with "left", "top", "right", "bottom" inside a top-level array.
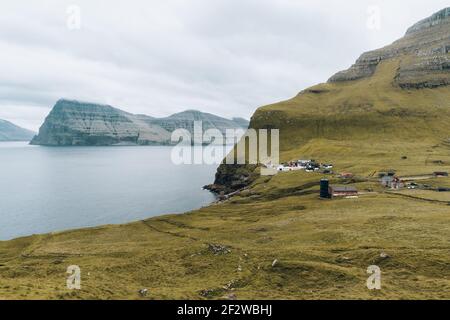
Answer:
[
  {"left": 205, "top": 163, "right": 258, "bottom": 194},
  {"left": 0, "top": 119, "right": 35, "bottom": 141},
  {"left": 30, "top": 100, "right": 168, "bottom": 146},
  {"left": 329, "top": 7, "right": 450, "bottom": 89},
  {"left": 30, "top": 99, "right": 249, "bottom": 146}
]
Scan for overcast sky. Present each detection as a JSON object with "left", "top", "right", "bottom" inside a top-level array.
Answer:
[{"left": 0, "top": 0, "right": 448, "bottom": 131}]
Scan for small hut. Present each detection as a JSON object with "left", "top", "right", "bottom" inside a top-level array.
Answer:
[
  {"left": 434, "top": 172, "right": 449, "bottom": 177},
  {"left": 339, "top": 172, "right": 354, "bottom": 179},
  {"left": 328, "top": 185, "right": 358, "bottom": 198}
]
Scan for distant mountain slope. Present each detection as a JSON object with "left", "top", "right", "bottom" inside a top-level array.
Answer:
[
  {"left": 30, "top": 99, "right": 249, "bottom": 146},
  {"left": 148, "top": 110, "right": 249, "bottom": 133},
  {"left": 230, "top": 117, "right": 250, "bottom": 128},
  {"left": 0, "top": 119, "right": 35, "bottom": 141}
]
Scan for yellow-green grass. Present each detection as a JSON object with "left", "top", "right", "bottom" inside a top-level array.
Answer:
[
  {"left": 390, "top": 190, "right": 450, "bottom": 202},
  {"left": 0, "top": 141, "right": 449, "bottom": 299},
  {"left": 1, "top": 58, "right": 450, "bottom": 300},
  {"left": 252, "top": 60, "right": 450, "bottom": 155}
]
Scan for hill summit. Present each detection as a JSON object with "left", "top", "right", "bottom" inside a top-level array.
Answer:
[
  {"left": 329, "top": 7, "right": 449, "bottom": 88},
  {"left": 214, "top": 7, "right": 450, "bottom": 193}
]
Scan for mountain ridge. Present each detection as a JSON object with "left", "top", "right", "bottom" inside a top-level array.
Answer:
[
  {"left": 329, "top": 7, "right": 450, "bottom": 89},
  {"left": 406, "top": 7, "right": 450, "bottom": 35},
  {"left": 30, "top": 99, "right": 249, "bottom": 146},
  {"left": 213, "top": 7, "right": 450, "bottom": 193},
  {"left": 0, "top": 119, "right": 36, "bottom": 141}
]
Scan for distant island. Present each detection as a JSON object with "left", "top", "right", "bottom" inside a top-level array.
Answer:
[
  {"left": 30, "top": 99, "right": 249, "bottom": 146},
  {"left": 0, "top": 119, "right": 36, "bottom": 141}
]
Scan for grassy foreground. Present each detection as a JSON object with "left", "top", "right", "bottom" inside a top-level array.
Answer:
[
  {"left": 0, "top": 138, "right": 449, "bottom": 300},
  {"left": 1, "top": 58, "right": 450, "bottom": 299}
]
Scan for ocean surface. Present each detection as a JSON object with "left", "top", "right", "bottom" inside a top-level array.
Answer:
[{"left": 0, "top": 142, "right": 219, "bottom": 240}]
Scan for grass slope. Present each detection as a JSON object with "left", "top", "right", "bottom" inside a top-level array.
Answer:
[
  {"left": 1, "top": 58, "right": 450, "bottom": 300},
  {"left": 252, "top": 60, "right": 450, "bottom": 158},
  {"left": 0, "top": 169, "right": 449, "bottom": 299}
]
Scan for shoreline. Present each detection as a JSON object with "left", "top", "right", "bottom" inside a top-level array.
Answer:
[
  {"left": 0, "top": 143, "right": 218, "bottom": 241},
  {"left": 0, "top": 190, "right": 218, "bottom": 242}
]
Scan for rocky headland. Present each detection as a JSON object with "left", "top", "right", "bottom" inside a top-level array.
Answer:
[{"left": 30, "top": 99, "right": 249, "bottom": 146}]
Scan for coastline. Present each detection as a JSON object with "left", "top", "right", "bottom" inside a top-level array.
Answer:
[
  {"left": 0, "top": 142, "right": 217, "bottom": 241},
  {"left": 1, "top": 164, "right": 449, "bottom": 299}
]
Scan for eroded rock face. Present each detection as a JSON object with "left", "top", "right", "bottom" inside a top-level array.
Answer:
[
  {"left": 206, "top": 163, "right": 258, "bottom": 194},
  {"left": 329, "top": 7, "right": 450, "bottom": 89},
  {"left": 146, "top": 110, "right": 249, "bottom": 144},
  {"left": 406, "top": 7, "right": 450, "bottom": 35},
  {"left": 31, "top": 100, "right": 249, "bottom": 146},
  {"left": 30, "top": 100, "right": 169, "bottom": 146}
]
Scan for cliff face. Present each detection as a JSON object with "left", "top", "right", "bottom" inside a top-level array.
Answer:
[
  {"left": 151, "top": 110, "right": 248, "bottom": 133},
  {"left": 329, "top": 7, "right": 450, "bottom": 89},
  {"left": 143, "top": 110, "right": 248, "bottom": 143},
  {"left": 30, "top": 100, "right": 248, "bottom": 146},
  {"left": 30, "top": 100, "right": 169, "bottom": 146},
  {"left": 213, "top": 8, "right": 450, "bottom": 194},
  {"left": 0, "top": 119, "right": 35, "bottom": 141}
]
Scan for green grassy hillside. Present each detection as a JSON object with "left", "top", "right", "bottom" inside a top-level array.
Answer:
[
  {"left": 1, "top": 163, "right": 449, "bottom": 299},
  {"left": 1, "top": 78, "right": 449, "bottom": 298},
  {"left": 252, "top": 59, "right": 450, "bottom": 159},
  {"left": 1, "top": 10, "right": 449, "bottom": 300}
]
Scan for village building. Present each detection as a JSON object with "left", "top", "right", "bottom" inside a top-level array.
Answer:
[
  {"left": 298, "top": 160, "right": 311, "bottom": 167},
  {"left": 320, "top": 179, "right": 330, "bottom": 198},
  {"left": 339, "top": 172, "right": 354, "bottom": 179},
  {"left": 275, "top": 158, "right": 331, "bottom": 173},
  {"left": 381, "top": 175, "right": 394, "bottom": 187},
  {"left": 274, "top": 158, "right": 334, "bottom": 174},
  {"left": 390, "top": 177, "right": 404, "bottom": 189},
  {"left": 328, "top": 185, "right": 358, "bottom": 198},
  {"left": 434, "top": 171, "right": 449, "bottom": 177},
  {"left": 381, "top": 175, "right": 404, "bottom": 189}
]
